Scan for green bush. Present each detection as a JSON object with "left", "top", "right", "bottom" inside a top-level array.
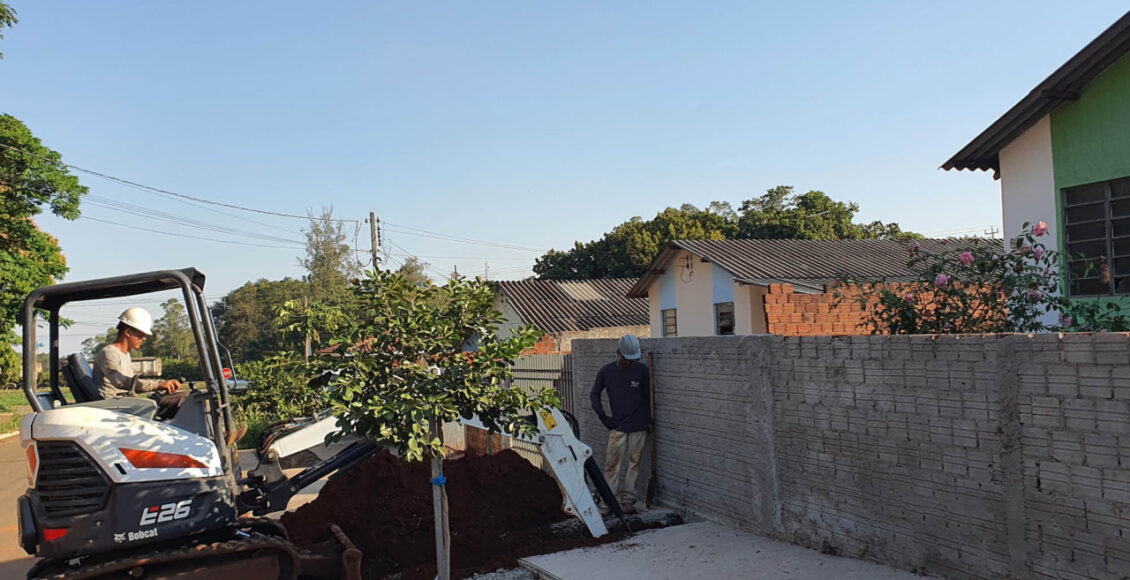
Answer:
[
  {"left": 232, "top": 353, "right": 324, "bottom": 424},
  {"left": 161, "top": 358, "right": 205, "bottom": 381},
  {"left": 234, "top": 408, "right": 272, "bottom": 449},
  {"left": 837, "top": 221, "right": 1129, "bottom": 334}
]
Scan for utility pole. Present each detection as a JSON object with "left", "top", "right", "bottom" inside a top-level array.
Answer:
[
  {"left": 483, "top": 261, "right": 489, "bottom": 280},
  {"left": 369, "top": 212, "right": 380, "bottom": 270}
]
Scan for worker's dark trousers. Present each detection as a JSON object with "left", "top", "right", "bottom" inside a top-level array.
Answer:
[{"left": 151, "top": 391, "right": 189, "bottom": 420}]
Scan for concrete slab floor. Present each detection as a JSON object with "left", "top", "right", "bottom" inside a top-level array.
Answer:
[{"left": 519, "top": 521, "right": 923, "bottom": 580}]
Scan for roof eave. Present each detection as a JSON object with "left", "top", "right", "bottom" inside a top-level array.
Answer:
[
  {"left": 942, "top": 10, "right": 1130, "bottom": 173},
  {"left": 627, "top": 243, "right": 686, "bottom": 298}
]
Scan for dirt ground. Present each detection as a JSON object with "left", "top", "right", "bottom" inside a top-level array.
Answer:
[{"left": 281, "top": 449, "right": 640, "bottom": 579}]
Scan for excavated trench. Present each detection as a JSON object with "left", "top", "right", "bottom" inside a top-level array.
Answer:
[{"left": 282, "top": 449, "right": 642, "bottom": 579}]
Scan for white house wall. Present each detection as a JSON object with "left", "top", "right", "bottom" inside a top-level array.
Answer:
[
  {"left": 734, "top": 284, "right": 753, "bottom": 335},
  {"left": 747, "top": 285, "right": 769, "bottom": 334},
  {"left": 674, "top": 252, "right": 715, "bottom": 336},
  {"left": 999, "top": 115, "right": 1058, "bottom": 251}
]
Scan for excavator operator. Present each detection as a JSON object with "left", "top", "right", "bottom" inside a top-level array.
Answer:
[{"left": 92, "top": 307, "right": 186, "bottom": 419}]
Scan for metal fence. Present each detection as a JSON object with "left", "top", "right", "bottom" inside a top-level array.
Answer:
[
  {"left": 511, "top": 353, "right": 574, "bottom": 414},
  {"left": 508, "top": 354, "right": 574, "bottom": 469}
]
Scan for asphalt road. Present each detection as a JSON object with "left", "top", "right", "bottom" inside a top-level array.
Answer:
[{"left": 0, "top": 433, "right": 35, "bottom": 578}]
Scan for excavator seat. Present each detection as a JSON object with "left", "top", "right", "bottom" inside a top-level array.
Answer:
[{"left": 62, "top": 354, "right": 157, "bottom": 420}]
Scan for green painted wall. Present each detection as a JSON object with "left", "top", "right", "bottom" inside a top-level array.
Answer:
[
  {"left": 1051, "top": 52, "right": 1130, "bottom": 306},
  {"left": 1050, "top": 52, "right": 1130, "bottom": 189}
]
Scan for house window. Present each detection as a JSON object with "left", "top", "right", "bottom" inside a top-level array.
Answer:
[
  {"left": 661, "top": 309, "right": 677, "bottom": 337},
  {"left": 715, "top": 302, "right": 735, "bottom": 335},
  {"left": 1063, "top": 177, "right": 1130, "bottom": 296}
]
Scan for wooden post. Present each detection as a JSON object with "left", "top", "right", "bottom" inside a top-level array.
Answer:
[
  {"left": 430, "top": 420, "right": 451, "bottom": 580},
  {"left": 303, "top": 296, "right": 311, "bottom": 361}
]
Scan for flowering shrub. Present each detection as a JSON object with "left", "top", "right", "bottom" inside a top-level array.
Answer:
[{"left": 836, "top": 222, "right": 1128, "bottom": 334}]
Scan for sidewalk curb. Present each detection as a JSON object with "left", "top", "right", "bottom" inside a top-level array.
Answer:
[
  {"left": 0, "top": 431, "right": 19, "bottom": 442},
  {"left": 517, "top": 560, "right": 562, "bottom": 580}
]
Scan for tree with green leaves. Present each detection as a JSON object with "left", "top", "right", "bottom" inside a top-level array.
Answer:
[
  {"left": 0, "top": 114, "right": 88, "bottom": 384},
  {"left": 143, "top": 299, "right": 196, "bottom": 360},
  {"left": 535, "top": 203, "right": 735, "bottom": 279},
  {"left": 81, "top": 326, "right": 118, "bottom": 360},
  {"left": 211, "top": 277, "right": 307, "bottom": 362},
  {"left": 0, "top": 1, "right": 16, "bottom": 60},
  {"left": 315, "top": 270, "right": 557, "bottom": 580},
  {"left": 396, "top": 256, "right": 432, "bottom": 288},
  {"left": 301, "top": 208, "right": 359, "bottom": 306},
  {"left": 534, "top": 186, "right": 916, "bottom": 280},
  {"left": 276, "top": 298, "right": 344, "bottom": 359},
  {"left": 737, "top": 186, "right": 907, "bottom": 240}
]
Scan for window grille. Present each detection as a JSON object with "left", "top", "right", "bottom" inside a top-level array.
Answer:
[{"left": 1063, "top": 177, "right": 1130, "bottom": 296}]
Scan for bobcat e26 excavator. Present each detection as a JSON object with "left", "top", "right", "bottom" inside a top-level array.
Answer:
[{"left": 16, "top": 268, "right": 624, "bottom": 580}]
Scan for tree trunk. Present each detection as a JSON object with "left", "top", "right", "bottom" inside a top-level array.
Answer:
[{"left": 430, "top": 420, "right": 451, "bottom": 580}]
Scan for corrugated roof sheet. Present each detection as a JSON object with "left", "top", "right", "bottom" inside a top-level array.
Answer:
[
  {"left": 495, "top": 278, "right": 648, "bottom": 333},
  {"left": 943, "top": 10, "right": 1130, "bottom": 172},
  {"left": 628, "top": 239, "right": 987, "bottom": 297}
]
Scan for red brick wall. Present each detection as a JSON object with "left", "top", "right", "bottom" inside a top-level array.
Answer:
[
  {"left": 464, "top": 425, "right": 509, "bottom": 456},
  {"left": 522, "top": 334, "right": 559, "bottom": 355},
  {"left": 763, "top": 283, "right": 873, "bottom": 336}
]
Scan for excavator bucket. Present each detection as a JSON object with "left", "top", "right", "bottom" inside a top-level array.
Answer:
[{"left": 294, "top": 524, "right": 363, "bottom": 580}]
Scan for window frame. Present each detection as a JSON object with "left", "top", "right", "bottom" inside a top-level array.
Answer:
[
  {"left": 714, "top": 301, "right": 735, "bottom": 335},
  {"left": 1063, "top": 177, "right": 1130, "bottom": 297},
  {"left": 661, "top": 308, "right": 677, "bottom": 337}
]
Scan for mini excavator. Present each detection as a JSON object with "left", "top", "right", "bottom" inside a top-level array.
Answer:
[{"left": 16, "top": 268, "right": 624, "bottom": 580}]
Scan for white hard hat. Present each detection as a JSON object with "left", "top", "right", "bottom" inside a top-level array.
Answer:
[
  {"left": 118, "top": 307, "right": 153, "bottom": 336},
  {"left": 618, "top": 334, "right": 641, "bottom": 360}
]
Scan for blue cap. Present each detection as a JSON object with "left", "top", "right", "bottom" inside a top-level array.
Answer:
[{"left": 618, "top": 334, "right": 641, "bottom": 360}]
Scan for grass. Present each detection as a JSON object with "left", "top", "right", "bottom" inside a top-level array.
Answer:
[
  {"left": 0, "top": 389, "right": 31, "bottom": 412},
  {"left": 0, "top": 389, "right": 31, "bottom": 433}
]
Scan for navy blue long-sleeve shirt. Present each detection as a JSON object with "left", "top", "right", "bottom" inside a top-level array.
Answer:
[{"left": 590, "top": 360, "right": 651, "bottom": 432}]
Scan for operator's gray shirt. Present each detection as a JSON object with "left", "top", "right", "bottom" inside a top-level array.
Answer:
[{"left": 92, "top": 345, "right": 159, "bottom": 399}]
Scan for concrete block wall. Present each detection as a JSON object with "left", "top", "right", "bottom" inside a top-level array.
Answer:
[
  {"left": 572, "top": 333, "right": 1130, "bottom": 580},
  {"left": 772, "top": 334, "right": 1015, "bottom": 579},
  {"left": 572, "top": 337, "right": 777, "bottom": 532},
  {"left": 1016, "top": 333, "right": 1130, "bottom": 579}
]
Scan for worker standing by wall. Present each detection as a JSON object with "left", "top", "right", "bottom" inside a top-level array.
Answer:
[{"left": 590, "top": 334, "right": 651, "bottom": 514}]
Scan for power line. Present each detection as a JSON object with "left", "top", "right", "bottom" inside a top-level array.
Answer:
[
  {"left": 3, "top": 144, "right": 550, "bottom": 256},
  {"left": 382, "top": 221, "right": 546, "bottom": 253},
  {"left": 380, "top": 251, "right": 531, "bottom": 261},
  {"left": 84, "top": 194, "right": 305, "bottom": 246},
  {"left": 0, "top": 142, "right": 359, "bottom": 223},
  {"left": 81, "top": 216, "right": 306, "bottom": 249}
]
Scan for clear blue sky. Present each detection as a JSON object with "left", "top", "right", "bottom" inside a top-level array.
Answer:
[{"left": 4, "top": 1, "right": 1127, "bottom": 351}]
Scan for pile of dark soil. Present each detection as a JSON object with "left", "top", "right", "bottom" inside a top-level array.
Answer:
[{"left": 282, "top": 449, "right": 628, "bottom": 579}]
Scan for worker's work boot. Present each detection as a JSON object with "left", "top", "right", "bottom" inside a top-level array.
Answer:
[
  {"left": 621, "top": 500, "right": 638, "bottom": 515},
  {"left": 227, "top": 423, "right": 248, "bottom": 448}
]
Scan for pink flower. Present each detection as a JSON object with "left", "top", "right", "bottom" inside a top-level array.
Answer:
[
  {"left": 1059, "top": 314, "right": 1073, "bottom": 327},
  {"left": 1032, "top": 221, "right": 1048, "bottom": 236},
  {"left": 1018, "top": 245, "right": 1032, "bottom": 256},
  {"left": 940, "top": 240, "right": 948, "bottom": 245},
  {"left": 906, "top": 241, "right": 920, "bottom": 254},
  {"left": 1027, "top": 289, "right": 1043, "bottom": 300},
  {"left": 960, "top": 251, "right": 973, "bottom": 265},
  {"left": 934, "top": 274, "right": 949, "bottom": 287},
  {"left": 903, "top": 293, "right": 916, "bottom": 303},
  {"left": 1032, "top": 247, "right": 1044, "bottom": 260}
]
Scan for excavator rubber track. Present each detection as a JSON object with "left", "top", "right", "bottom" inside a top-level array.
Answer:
[
  {"left": 27, "top": 522, "right": 362, "bottom": 580},
  {"left": 29, "top": 535, "right": 301, "bottom": 580}
]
